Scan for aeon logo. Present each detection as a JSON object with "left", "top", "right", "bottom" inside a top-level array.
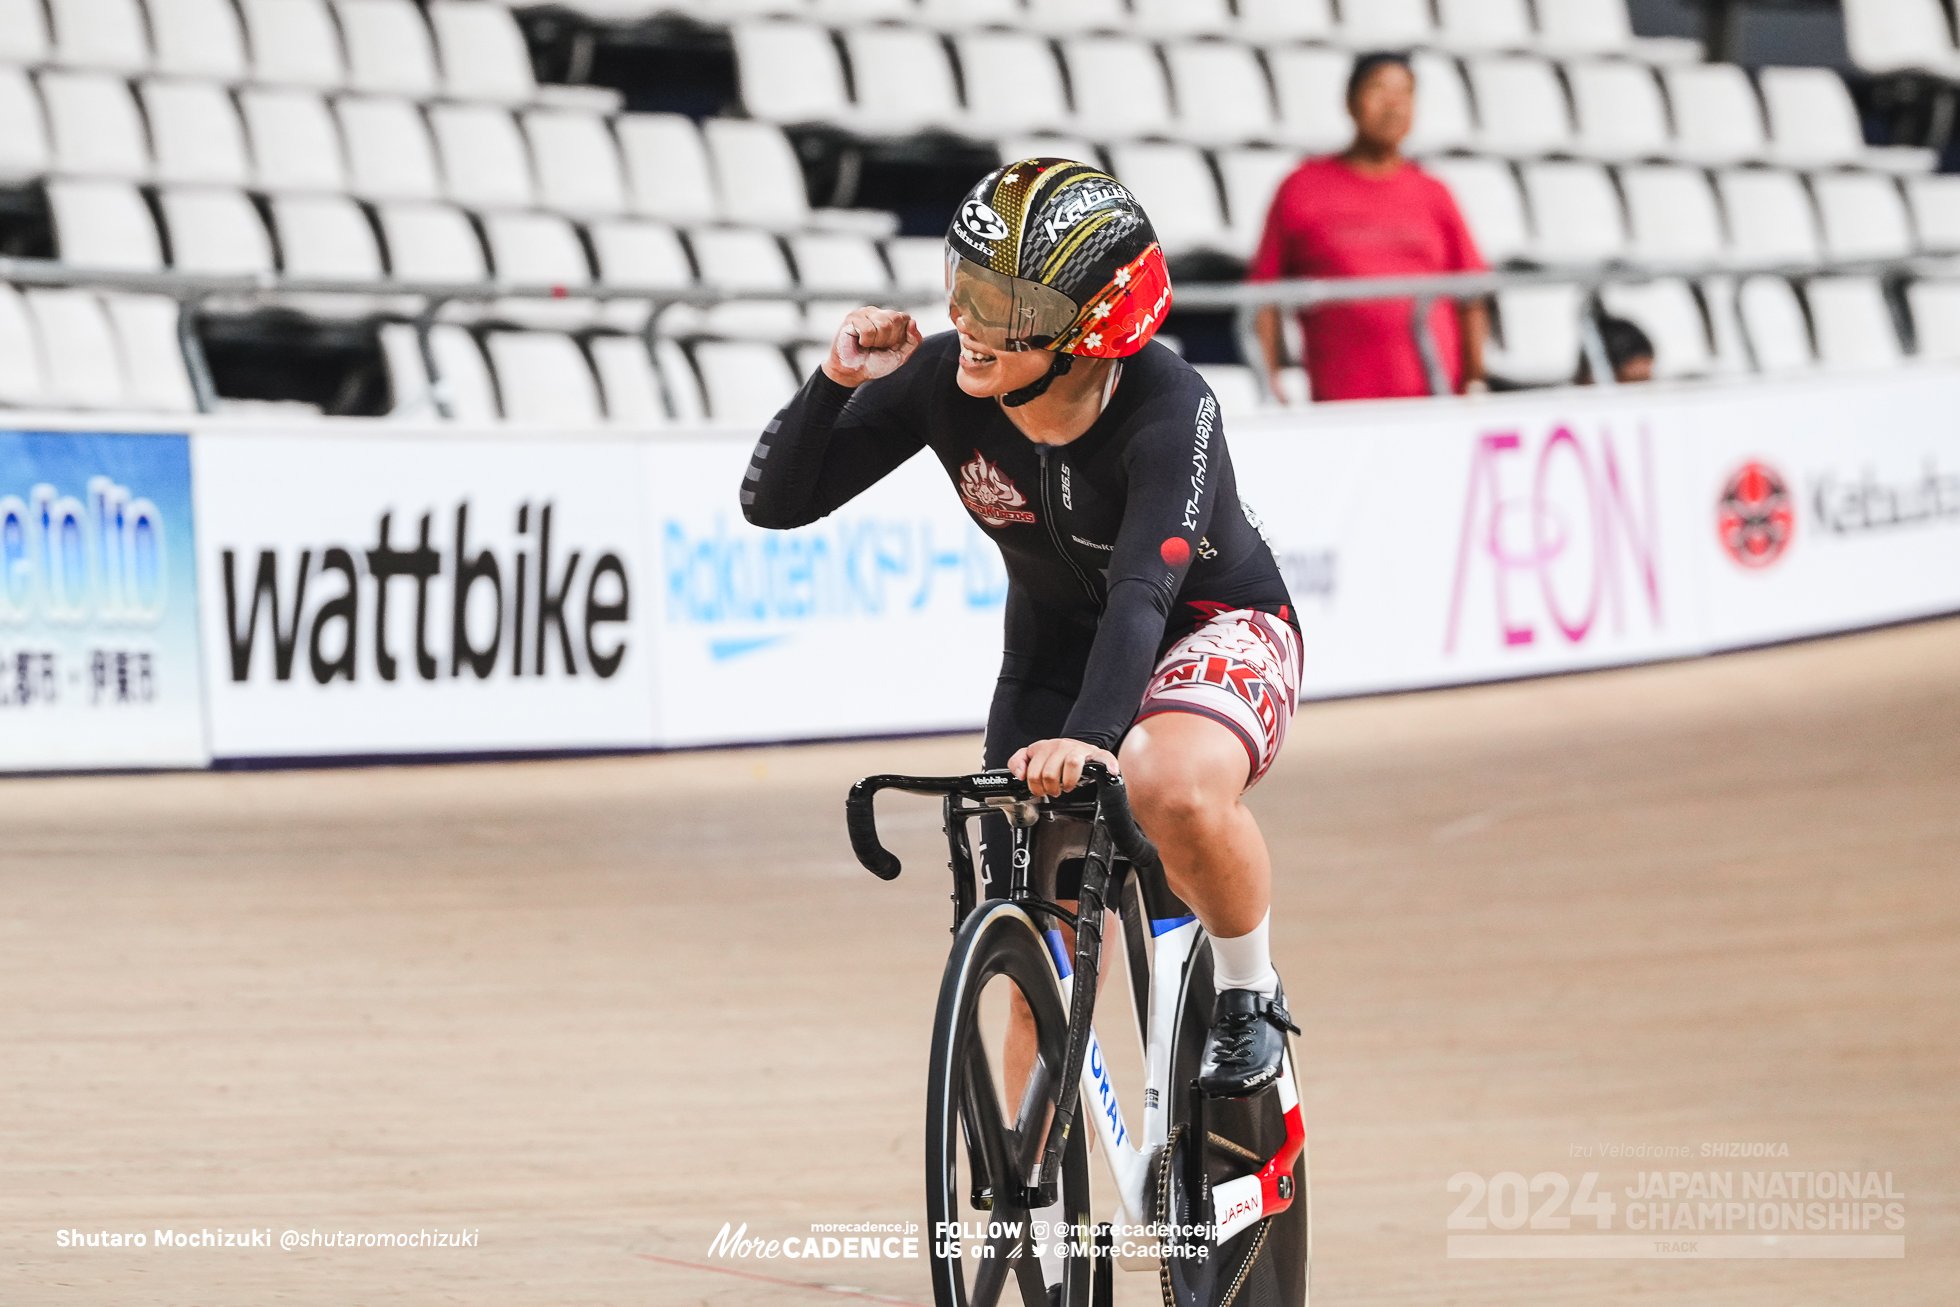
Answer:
[{"left": 1444, "top": 427, "right": 1662, "bottom": 654}]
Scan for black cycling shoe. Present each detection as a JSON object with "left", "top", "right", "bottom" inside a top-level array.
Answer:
[{"left": 1197, "top": 983, "right": 1300, "bottom": 1099}]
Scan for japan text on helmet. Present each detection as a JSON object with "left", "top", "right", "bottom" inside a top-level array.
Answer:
[{"left": 944, "top": 158, "right": 1173, "bottom": 359}]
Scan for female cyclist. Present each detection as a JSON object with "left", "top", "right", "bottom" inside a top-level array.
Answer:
[{"left": 741, "top": 159, "right": 1302, "bottom": 1096}]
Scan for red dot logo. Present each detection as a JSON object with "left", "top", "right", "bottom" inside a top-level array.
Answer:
[
  {"left": 1718, "top": 461, "right": 1794, "bottom": 569},
  {"left": 1160, "top": 537, "right": 1191, "bottom": 567}
]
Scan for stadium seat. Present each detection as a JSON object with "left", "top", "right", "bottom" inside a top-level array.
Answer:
[
  {"left": 1132, "top": 0, "right": 1232, "bottom": 38},
  {"left": 1235, "top": 0, "right": 1336, "bottom": 43},
  {"left": 427, "top": 323, "right": 499, "bottom": 421},
  {"left": 703, "top": 119, "right": 811, "bottom": 230},
  {"left": 524, "top": 110, "right": 628, "bottom": 218},
  {"left": 1063, "top": 37, "right": 1174, "bottom": 141},
  {"left": 1424, "top": 157, "right": 1531, "bottom": 265},
  {"left": 1661, "top": 64, "right": 1768, "bottom": 167},
  {"left": 1162, "top": 42, "right": 1275, "bottom": 148},
  {"left": 618, "top": 114, "right": 720, "bottom": 225},
  {"left": 239, "top": 0, "right": 348, "bottom": 89},
  {"left": 0, "top": 0, "right": 51, "bottom": 64},
  {"left": 0, "top": 69, "right": 52, "bottom": 181},
  {"left": 336, "top": 0, "right": 441, "bottom": 99},
  {"left": 791, "top": 341, "right": 831, "bottom": 381},
  {"left": 374, "top": 202, "right": 488, "bottom": 282},
  {"left": 1486, "top": 285, "right": 1583, "bottom": 386},
  {"left": 1600, "top": 279, "right": 1713, "bottom": 378},
  {"left": 1432, "top": 0, "right": 1534, "bottom": 53},
  {"left": 1520, "top": 162, "right": 1627, "bottom": 264},
  {"left": 26, "top": 289, "right": 127, "bottom": 408},
  {"left": 1843, "top": 0, "right": 1960, "bottom": 79},
  {"left": 916, "top": 0, "right": 1024, "bottom": 31},
  {"left": 1022, "top": 0, "right": 1128, "bottom": 35},
  {"left": 1696, "top": 275, "right": 1751, "bottom": 374},
  {"left": 41, "top": 72, "right": 150, "bottom": 178},
  {"left": 1464, "top": 56, "right": 1574, "bottom": 157},
  {"left": 159, "top": 187, "right": 276, "bottom": 273},
  {"left": 956, "top": 33, "right": 1074, "bottom": 137},
  {"left": 1806, "top": 276, "right": 1903, "bottom": 369},
  {"left": 430, "top": 104, "right": 537, "bottom": 210},
  {"left": 884, "top": 235, "right": 944, "bottom": 291},
  {"left": 787, "top": 232, "right": 891, "bottom": 292},
  {"left": 1905, "top": 280, "right": 1960, "bottom": 361},
  {"left": 148, "top": 0, "right": 249, "bottom": 79},
  {"left": 997, "top": 135, "right": 1101, "bottom": 167},
  {"left": 1619, "top": 165, "right": 1726, "bottom": 263},
  {"left": 1716, "top": 170, "right": 1821, "bottom": 264},
  {"left": 338, "top": 98, "right": 443, "bottom": 201},
  {"left": 732, "top": 21, "right": 851, "bottom": 125},
  {"left": 588, "top": 219, "right": 691, "bottom": 330},
  {"left": 481, "top": 210, "right": 593, "bottom": 322},
  {"left": 142, "top": 81, "right": 251, "bottom": 187},
  {"left": 653, "top": 337, "right": 706, "bottom": 421},
  {"left": 47, "top": 178, "right": 164, "bottom": 270},
  {"left": 47, "top": 0, "right": 151, "bottom": 73},
  {"left": 240, "top": 89, "right": 348, "bottom": 192},
  {"left": 1405, "top": 52, "right": 1475, "bottom": 156},
  {"left": 1537, "top": 0, "right": 1699, "bottom": 62},
  {"left": 270, "top": 194, "right": 384, "bottom": 279},
  {"left": 1193, "top": 363, "right": 1263, "bottom": 419},
  {"left": 809, "top": 0, "right": 915, "bottom": 19},
  {"left": 429, "top": 2, "right": 539, "bottom": 104},
  {"left": 588, "top": 335, "right": 671, "bottom": 424},
  {"left": 1812, "top": 173, "right": 1914, "bottom": 261},
  {"left": 1737, "top": 276, "right": 1813, "bottom": 371},
  {"left": 1216, "top": 146, "right": 1303, "bottom": 259},
  {"left": 1906, "top": 175, "right": 1960, "bottom": 253},
  {"left": 691, "top": 340, "right": 800, "bottom": 423},
  {"left": 685, "top": 226, "right": 802, "bottom": 340},
  {"left": 485, "top": 332, "right": 603, "bottom": 423},
  {"left": 1107, "top": 142, "right": 1230, "bottom": 258},
  {"left": 844, "top": 26, "right": 965, "bottom": 136},
  {"left": 1339, "top": 0, "right": 1434, "bottom": 47},
  {"left": 1267, "top": 46, "right": 1354, "bottom": 154},
  {"left": 102, "top": 293, "right": 199, "bottom": 412},
  {"left": 0, "top": 285, "right": 45, "bottom": 406},
  {"left": 1760, "top": 66, "right": 1935, "bottom": 173},
  {"left": 1567, "top": 61, "right": 1671, "bottom": 162}
]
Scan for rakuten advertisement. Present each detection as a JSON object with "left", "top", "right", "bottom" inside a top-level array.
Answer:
[
  {"left": 0, "top": 429, "right": 208, "bottom": 768},
  {"left": 647, "top": 442, "right": 1006, "bottom": 747},
  {"left": 193, "top": 432, "right": 654, "bottom": 759}
]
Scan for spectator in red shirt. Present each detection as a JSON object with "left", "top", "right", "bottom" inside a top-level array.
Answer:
[{"left": 1249, "top": 53, "right": 1490, "bottom": 402}]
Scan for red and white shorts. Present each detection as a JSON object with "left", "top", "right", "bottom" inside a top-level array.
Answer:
[{"left": 1135, "top": 608, "right": 1303, "bottom": 790}]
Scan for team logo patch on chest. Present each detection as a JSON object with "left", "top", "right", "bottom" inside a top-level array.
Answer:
[{"left": 958, "top": 451, "right": 1037, "bottom": 528}]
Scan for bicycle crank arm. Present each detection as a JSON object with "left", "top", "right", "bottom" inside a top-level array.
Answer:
[{"left": 1206, "top": 1061, "right": 1307, "bottom": 1245}]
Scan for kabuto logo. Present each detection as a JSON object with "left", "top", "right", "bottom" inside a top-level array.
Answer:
[
  {"left": 218, "top": 501, "right": 630, "bottom": 686},
  {"left": 1718, "top": 461, "right": 1795, "bottom": 569},
  {"left": 960, "top": 200, "right": 1009, "bottom": 242},
  {"left": 958, "top": 451, "right": 1036, "bottom": 528}
]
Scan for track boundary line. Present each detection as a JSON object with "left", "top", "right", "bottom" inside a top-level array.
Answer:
[{"left": 632, "top": 1251, "right": 928, "bottom": 1305}]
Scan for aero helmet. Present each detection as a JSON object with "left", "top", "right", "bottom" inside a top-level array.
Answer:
[{"left": 945, "top": 158, "right": 1173, "bottom": 361}]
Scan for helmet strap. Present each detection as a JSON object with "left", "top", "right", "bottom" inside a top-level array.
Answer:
[{"left": 999, "top": 351, "right": 1072, "bottom": 409}]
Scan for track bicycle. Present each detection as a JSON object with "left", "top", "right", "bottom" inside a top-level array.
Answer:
[{"left": 847, "top": 762, "right": 1310, "bottom": 1307}]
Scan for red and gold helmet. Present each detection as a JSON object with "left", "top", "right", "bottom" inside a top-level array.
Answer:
[{"left": 945, "top": 158, "right": 1173, "bottom": 359}]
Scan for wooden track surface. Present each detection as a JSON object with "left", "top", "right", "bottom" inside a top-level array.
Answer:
[{"left": 5, "top": 621, "right": 1956, "bottom": 1305}]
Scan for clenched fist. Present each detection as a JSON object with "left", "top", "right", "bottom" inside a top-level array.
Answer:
[{"left": 822, "top": 307, "right": 924, "bottom": 388}]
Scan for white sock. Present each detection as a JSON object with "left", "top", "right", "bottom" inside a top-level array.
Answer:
[{"left": 1211, "top": 910, "right": 1278, "bottom": 998}]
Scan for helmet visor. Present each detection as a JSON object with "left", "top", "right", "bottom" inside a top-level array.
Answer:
[{"left": 945, "top": 250, "right": 1081, "bottom": 352}]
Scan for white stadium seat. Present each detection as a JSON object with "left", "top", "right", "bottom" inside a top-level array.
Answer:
[
  {"left": 589, "top": 218, "right": 693, "bottom": 288},
  {"left": 1698, "top": 274, "right": 1751, "bottom": 374},
  {"left": 430, "top": 104, "right": 536, "bottom": 210},
  {"left": 589, "top": 336, "right": 671, "bottom": 425},
  {"left": 336, "top": 0, "right": 441, "bottom": 99},
  {"left": 429, "top": 2, "right": 539, "bottom": 104},
  {"left": 1760, "top": 66, "right": 1935, "bottom": 173},
  {"left": 375, "top": 202, "right": 487, "bottom": 282},
  {"left": 703, "top": 119, "right": 811, "bottom": 230},
  {"left": 143, "top": 81, "right": 252, "bottom": 187},
  {"left": 998, "top": 135, "right": 1100, "bottom": 167},
  {"left": 429, "top": 324, "right": 499, "bottom": 421},
  {"left": 525, "top": 110, "right": 629, "bottom": 217},
  {"left": 809, "top": 0, "right": 915, "bottom": 19},
  {"left": 270, "top": 194, "right": 384, "bottom": 279},
  {"left": 618, "top": 114, "right": 721, "bottom": 225},
  {"left": 159, "top": 187, "right": 276, "bottom": 273},
  {"left": 1521, "top": 162, "right": 1627, "bottom": 264},
  {"left": 1131, "top": 0, "right": 1232, "bottom": 38},
  {"left": 787, "top": 232, "right": 891, "bottom": 292},
  {"left": 1844, "top": 0, "right": 1960, "bottom": 79},
  {"left": 378, "top": 323, "right": 463, "bottom": 420},
  {"left": 1906, "top": 280, "right": 1960, "bottom": 361},
  {"left": 844, "top": 26, "right": 964, "bottom": 136},
  {"left": 1487, "top": 285, "right": 1584, "bottom": 385},
  {"left": 240, "top": 0, "right": 348, "bottom": 89},
  {"left": 957, "top": 33, "right": 1074, "bottom": 137},
  {"left": 1163, "top": 43, "right": 1275, "bottom": 148},
  {"left": 102, "top": 293, "right": 198, "bottom": 412},
  {"left": 1406, "top": 52, "right": 1475, "bottom": 156},
  {"left": 0, "top": 285, "right": 45, "bottom": 406},
  {"left": 686, "top": 226, "right": 801, "bottom": 341},
  {"left": 1216, "top": 146, "right": 1303, "bottom": 259},
  {"left": 1601, "top": 280, "right": 1713, "bottom": 378},
  {"left": 1536, "top": 0, "right": 1696, "bottom": 61},
  {"left": 1662, "top": 64, "right": 1768, "bottom": 167},
  {"left": 241, "top": 89, "right": 348, "bottom": 192},
  {"left": 792, "top": 341, "right": 830, "bottom": 381},
  {"left": 1063, "top": 37, "right": 1173, "bottom": 142},
  {"left": 884, "top": 235, "right": 945, "bottom": 292},
  {"left": 1906, "top": 176, "right": 1960, "bottom": 253},
  {"left": 48, "top": 0, "right": 151, "bottom": 73},
  {"left": 48, "top": 178, "right": 164, "bottom": 270},
  {"left": 149, "top": 0, "right": 249, "bottom": 79},
  {"left": 1433, "top": 0, "right": 1534, "bottom": 53},
  {"left": 338, "top": 98, "right": 443, "bottom": 201},
  {"left": 0, "top": 70, "right": 52, "bottom": 181},
  {"left": 1807, "top": 276, "right": 1903, "bottom": 369},
  {"left": 483, "top": 211, "right": 590, "bottom": 288},
  {"left": 653, "top": 337, "right": 706, "bottom": 421},
  {"left": 916, "top": 0, "right": 1024, "bottom": 31},
  {"left": 1567, "top": 61, "right": 1671, "bottom": 162},
  {"left": 40, "top": 72, "right": 150, "bottom": 178},
  {"left": 1425, "top": 157, "right": 1530, "bottom": 265},
  {"left": 26, "top": 289, "right": 126, "bottom": 408},
  {"left": 1716, "top": 170, "right": 1821, "bottom": 264},
  {"left": 1465, "top": 56, "right": 1574, "bottom": 157},
  {"left": 691, "top": 340, "right": 800, "bottom": 423},
  {"left": 1108, "top": 142, "right": 1229, "bottom": 258},
  {"left": 1738, "top": 276, "right": 1813, "bottom": 372},
  {"left": 732, "top": 21, "right": 851, "bottom": 125},
  {"left": 0, "top": 0, "right": 52, "bottom": 64},
  {"left": 1236, "top": 0, "right": 1335, "bottom": 43},
  {"left": 1812, "top": 173, "right": 1914, "bottom": 262},
  {"left": 486, "top": 332, "right": 603, "bottom": 424},
  {"left": 1340, "top": 0, "right": 1433, "bottom": 47},
  {"left": 1022, "top": 0, "right": 1128, "bottom": 35},
  {"left": 1619, "top": 165, "right": 1726, "bottom": 263},
  {"left": 1267, "top": 47, "right": 1352, "bottom": 154},
  {"left": 1193, "top": 364, "right": 1262, "bottom": 419}
]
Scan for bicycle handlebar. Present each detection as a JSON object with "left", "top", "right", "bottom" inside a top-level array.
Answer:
[{"left": 845, "top": 762, "right": 1163, "bottom": 882}]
